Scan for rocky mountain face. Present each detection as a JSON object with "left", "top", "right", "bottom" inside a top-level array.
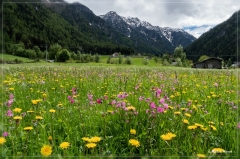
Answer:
[{"left": 100, "top": 11, "right": 196, "bottom": 54}]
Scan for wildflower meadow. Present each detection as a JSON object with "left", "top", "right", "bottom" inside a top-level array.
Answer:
[{"left": 1, "top": 65, "right": 239, "bottom": 158}]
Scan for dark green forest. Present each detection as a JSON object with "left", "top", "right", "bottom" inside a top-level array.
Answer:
[
  {"left": 185, "top": 10, "right": 240, "bottom": 62},
  {"left": 3, "top": 2, "right": 135, "bottom": 56}
]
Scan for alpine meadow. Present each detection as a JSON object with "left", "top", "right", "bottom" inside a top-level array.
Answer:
[{"left": 1, "top": 0, "right": 240, "bottom": 158}]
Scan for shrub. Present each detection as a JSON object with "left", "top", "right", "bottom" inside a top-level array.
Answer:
[
  {"left": 142, "top": 58, "right": 149, "bottom": 65},
  {"left": 124, "top": 57, "right": 133, "bottom": 65}
]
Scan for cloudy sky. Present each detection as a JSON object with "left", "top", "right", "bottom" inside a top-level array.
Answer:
[{"left": 64, "top": 0, "right": 239, "bottom": 38}]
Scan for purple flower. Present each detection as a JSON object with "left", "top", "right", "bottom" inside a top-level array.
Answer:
[
  {"left": 6, "top": 110, "right": 13, "bottom": 117},
  {"left": 87, "top": 94, "right": 93, "bottom": 101},
  {"left": 157, "top": 106, "right": 164, "bottom": 113},
  {"left": 9, "top": 93, "right": 14, "bottom": 99},
  {"left": 96, "top": 99, "right": 102, "bottom": 104},
  {"left": 146, "top": 109, "right": 149, "bottom": 114},
  {"left": 159, "top": 98, "right": 165, "bottom": 104},
  {"left": 139, "top": 96, "right": 144, "bottom": 101},
  {"left": 163, "top": 104, "right": 168, "bottom": 110},
  {"left": 7, "top": 99, "right": 13, "bottom": 107},
  {"left": 2, "top": 132, "right": 9, "bottom": 137},
  {"left": 145, "top": 98, "right": 151, "bottom": 103},
  {"left": 150, "top": 102, "right": 156, "bottom": 109},
  {"left": 68, "top": 96, "right": 72, "bottom": 100},
  {"left": 110, "top": 100, "right": 116, "bottom": 105}
]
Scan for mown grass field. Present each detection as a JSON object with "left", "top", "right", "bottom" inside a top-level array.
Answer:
[{"left": 0, "top": 59, "right": 239, "bottom": 158}]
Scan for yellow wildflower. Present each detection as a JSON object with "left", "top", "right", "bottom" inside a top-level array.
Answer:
[
  {"left": 212, "top": 148, "right": 225, "bottom": 153},
  {"left": 129, "top": 139, "right": 140, "bottom": 147},
  {"left": 0, "top": 137, "right": 6, "bottom": 145},
  {"left": 24, "top": 127, "right": 33, "bottom": 131},
  {"left": 182, "top": 119, "right": 189, "bottom": 124},
  {"left": 85, "top": 143, "right": 97, "bottom": 149},
  {"left": 130, "top": 129, "right": 136, "bottom": 135},
  {"left": 41, "top": 145, "right": 52, "bottom": 157},
  {"left": 184, "top": 113, "right": 191, "bottom": 117},
  {"left": 188, "top": 125, "right": 197, "bottom": 130},
  {"left": 59, "top": 142, "right": 70, "bottom": 149},
  {"left": 13, "top": 108, "right": 22, "bottom": 113}
]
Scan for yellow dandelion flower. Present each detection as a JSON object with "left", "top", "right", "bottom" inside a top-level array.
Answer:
[
  {"left": 182, "top": 119, "right": 189, "bottom": 124},
  {"left": 9, "top": 88, "right": 14, "bottom": 91},
  {"left": 24, "top": 127, "right": 33, "bottom": 131},
  {"left": 201, "top": 127, "right": 208, "bottom": 131},
  {"left": 212, "top": 148, "right": 225, "bottom": 153},
  {"left": 126, "top": 106, "right": 136, "bottom": 111},
  {"left": 57, "top": 103, "right": 63, "bottom": 107},
  {"left": 194, "top": 123, "right": 204, "bottom": 128},
  {"left": 27, "top": 110, "right": 34, "bottom": 113},
  {"left": 90, "top": 136, "right": 101, "bottom": 143},
  {"left": 41, "top": 145, "right": 52, "bottom": 156},
  {"left": 197, "top": 154, "right": 206, "bottom": 158},
  {"left": 184, "top": 113, "right": 191, "bottom": 117},
  {"left": 210, "top": 92, "right": 215, "bottom": 95},
  {"left": 59, "top": 142, "right": 70, "bottom": 149},
  {"left": 129, "top": 139, "right": 140, "bottom": 147},
  {"left": 42, "top": 93, "right": 47, "bottom": 98},
  {"left": 82, "top": 137, "right": 91, "bottom": 142},
  {"left": 13, "top": 116, "right": 22, "bottom": 120},
  {"left": 208, "top": 121, "right": 214, "bottom": 125},
  {"left": 48, "top": 136, "right": 52, "bottom": 141},
  {"left": 166, "top": 132, "right": 176, "bottom": 138},
  {"left": 220, "top": 122, "right": 224, "bottom": 126},
  {"left": 85, "top": 142, "right": 97, "bottom": 149},
  {"left": 161, "top": 133, "right": 175, "bottom": 141},
  {"left": 207, "top": 96, "right": 211, "bottom": 99},
  {"left": 174, "top": 111, "right": 181, "bottom": 115},
  {"left": 210, "top": 125, "right": 217, "bottom": 131},
  {"left": 170, "top": 95, "right": 175, "bottom": 98},
  {"left": 13, "top": 108, "right": 22, "bottom": 113},
  {"left": 168, "top": 106, "right": 173, "bottom": 109},
  {"left": 130, "top": 129, "right": 136, "bottom": 135},
  {"left": 180, "top": 108, "right": 186, "bottom": 110},
  {"left": 0, "top": 137, "right": 6, "bottom": 145},
  {"left": 35, "top": 116, "right": 43, "bottom": 120},
  {"left": 212, "top": 94, "right": 217, "bottom": 98},
  {"left": 49, "top": 109, "right": 56, "bottom": 113},
  {"left": 188, "top": 125, "right": 197, "bottom": 130}
]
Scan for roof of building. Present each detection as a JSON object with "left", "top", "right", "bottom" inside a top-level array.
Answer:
[{"left": 194, "top": 57, "right": 222, "bottom": 64}]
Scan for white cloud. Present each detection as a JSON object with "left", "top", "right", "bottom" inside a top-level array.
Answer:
[{"left": 64, "top": 0, "right": 239, "bottom": 37}]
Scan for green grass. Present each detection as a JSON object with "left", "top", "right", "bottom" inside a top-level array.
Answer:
[
  {"left": 0, "top": 63, "right": 239, "bottom": 158},
  {"left": 1, "top": 54, "right": 36, "bottom": 63}
]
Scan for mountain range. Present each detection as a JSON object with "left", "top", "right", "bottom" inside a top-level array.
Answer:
[
  {"left": 99, "top": 11, "right": 196, "bottom": 54},
  {"left": 2, "top": 0, "right": 239, "bottom": 61},
  {"left": 2, "top": 0, "right": 196, "bottom": 57}
]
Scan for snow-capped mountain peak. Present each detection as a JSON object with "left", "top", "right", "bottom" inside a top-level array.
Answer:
[{"left": 99, "top": 11, "right": 196, "bottom": 51}]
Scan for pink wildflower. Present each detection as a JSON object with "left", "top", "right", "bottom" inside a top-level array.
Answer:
[
  {"left": 159, "top": 98, "right": 165, "bottom": 104},
  {"left": 6, "top": 110, "right": 13, "bottom": 117},
  {"left": 2, "top": 132, "right": 9, "bottom": 137},
  {"left": 96, "top": 99, "right": 102, "bottom": 104},
  {"left": 150, "top": 102, "right": 156, "bottom": 109},
  {"left": 157, "top": 106, "right": 164, "bottom": 113}
]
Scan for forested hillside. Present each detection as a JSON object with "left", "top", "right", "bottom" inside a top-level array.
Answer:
[
  {"left": 185, "top": 10, "right": 240, "bottom": 62},
  {"left": 3, "top": 2, "right": 134, "bottom": 55}
]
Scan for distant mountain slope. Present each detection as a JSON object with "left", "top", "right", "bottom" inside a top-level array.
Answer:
[
  {"left": 3, "top": 2, "right": 134, "bottom": 55},
  {"left": 100, "top": 11, "right": 196, "bottom": 54},
  {"left": 185, "top": 10, "right": 240, "bottom": 62},
  {"left": 3, "top": 1, "right": 196, "bottom": 56}
]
